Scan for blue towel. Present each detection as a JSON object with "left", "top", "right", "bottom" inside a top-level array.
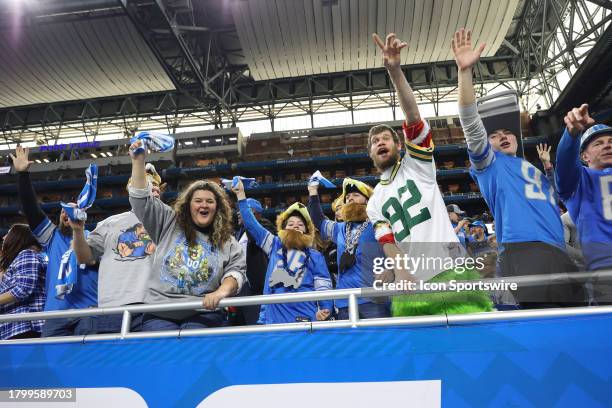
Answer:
[
  {"left": 55, "top": 249, "right": 83, "bottom": 299},
  {"left": 130, "top": 131, "right": 175, "bottom": 155},
  {"left": 221, "top": 176, "right": 258, "bottom": 190},
  {"left": 309, "top": 170, "right": 336, "bottom": 188},
  {"left": 60, "top": 163, "right": 98, "bottom": 221}
]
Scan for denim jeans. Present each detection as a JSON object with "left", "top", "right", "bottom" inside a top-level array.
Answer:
[
  {"left": 41, "top": 317, "right": 97, "bottom": 337},
  {"left": 141, "top": 311, "right": 226, "bottom": 332},
  {"left": 87, "top": 313, "right": 144, "bottom": 334},
  {"left": 336, "top": 302, "right": 390, "bottom": 320}
]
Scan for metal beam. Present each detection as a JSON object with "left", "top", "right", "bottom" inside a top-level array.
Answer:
[
  {"left": 585, "top": 0, "right": 612, "bottom": 10},
  {"left": 0, "top": 0, "right": 610, "bottom": 146}
]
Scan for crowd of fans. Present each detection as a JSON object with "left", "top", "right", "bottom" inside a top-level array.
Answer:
[{"left": 1, "top": 29, "right": 610, "bottom": 340}]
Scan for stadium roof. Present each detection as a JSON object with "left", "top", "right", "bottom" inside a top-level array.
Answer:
[
  {"left": 231, "top": 0, "right": 519, "bottom": 80},
  {"left": 0, "top": 0, "right": 610, "bottom": 147},
  {"left": 0, "top": 14, "right": 175, "bottom": 107}
]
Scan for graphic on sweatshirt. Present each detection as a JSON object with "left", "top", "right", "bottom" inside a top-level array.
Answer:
[
  {"left": 161, "top": 235, "right": 219, "bottom": 295},
  {"left": 114, "top": 223, "right": 156, "bottom": 260}
]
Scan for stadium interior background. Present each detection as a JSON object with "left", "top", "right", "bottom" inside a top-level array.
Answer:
[{"left": 0, "top": 0, "right": 610, "bottom": 233}]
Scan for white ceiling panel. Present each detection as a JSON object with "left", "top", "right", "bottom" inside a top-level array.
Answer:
[
  {"left": 0, "top": 15, "right": 174, "bottom": 108},
  {"left": 231, "top": 0, "right": 518, "bottom": 80}
]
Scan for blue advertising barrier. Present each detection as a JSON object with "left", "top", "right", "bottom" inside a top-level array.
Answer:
[{"left": 1, "top": 311, "right": 611, "bottom": 407}]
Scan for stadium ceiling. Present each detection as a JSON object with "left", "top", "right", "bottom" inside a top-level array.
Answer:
[
  {"left": 231, "top": 0, "right": 518, "bottom": 80},
  {"left": 0, "top": 14, "right": 175, "bottom": 107},
  {"left": 0, "top": 0, "right": 610, "bottom": 147}
]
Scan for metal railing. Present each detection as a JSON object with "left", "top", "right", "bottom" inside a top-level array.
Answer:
[{"left": 1, "top": 271, "right": 611, "bottom": 345}]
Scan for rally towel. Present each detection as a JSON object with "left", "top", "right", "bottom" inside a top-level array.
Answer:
[
  {"left": 55, "top": 248, "right": 87, "bottom": 300},
  {"left": 308, "top": 170, "right": 336, "bottom": 188},
  {"left": 60, "top": 163, "right": 98, "bottom": 222},
  {"left": 130, "top": 131, "right": 175, "bottom": 155},
  {"left": 221, "top": 176, "right": 258, "bottom": 190}
]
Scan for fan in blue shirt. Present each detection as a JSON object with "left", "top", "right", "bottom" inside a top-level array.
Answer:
[
  {"left": 308, "top": 177, "right": 389, "bottom": 320},
  {"left": 233, "top": 178, "right": 333, "bottom": 324},
  {"left": 555, "top": 104, "right": 612, "bottom": 272},
  {"left": 452, "top": 29, "right": 581, "bottom": 307},
  {"left": 11, "top": 146, "right": 98, "bottom": 337}
]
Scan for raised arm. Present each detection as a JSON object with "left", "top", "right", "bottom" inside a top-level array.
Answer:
[
  {"left": 10, "top": 147, "right": 48, "bottom": 232},
  {"left": 233, "top": 178, "right": 274, "bottom": 256},
  {"left": 373, "top": 33, "right": 419, "bottom": 125},
  {"left": 69, "top": 219, "right": 96, "bottom": 265},
  {"left": 556, "top": 104, "right": 594, "bottom": 200},
  {"left": 536, "top": 143, "right": 559, "bottom": 201},
  {"left": 452, "top": 29, "right": 493, "bottom": 170},
  {"left": 127, "top": 140, "right": 175, "bottom": 243},
  {"left": 307, "top": 183, "right": 338, "bottom": 243}
]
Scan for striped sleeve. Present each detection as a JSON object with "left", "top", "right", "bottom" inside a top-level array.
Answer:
[
  {"left": 320, "top": 219, "right": 338, "bottom": 243},
  {"left": 403, "top": 119, "right": 434, "bottom": 162},
  {"left": 238, "top": 199, "right": 275, "bottom": 256},
  {"left": 32, "top": 217, "right": 56, "bottom": 249}
]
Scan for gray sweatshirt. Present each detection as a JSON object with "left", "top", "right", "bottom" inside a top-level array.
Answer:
[
  {"left": 128, "top": 184, "right": 245, "bottom": 316},
  {"left": 86, "top": 211, "right": 155, "bottom": 307}
]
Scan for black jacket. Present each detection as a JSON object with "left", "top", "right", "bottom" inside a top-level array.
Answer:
[{"left": 237, "top": 217, "right": 275, "bottom": 294}]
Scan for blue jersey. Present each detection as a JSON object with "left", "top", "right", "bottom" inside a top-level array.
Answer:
[
  {"left": 320, "top": 219, "right": 384, "bottom": 308},
  {"left": 33, "top": 218, "right": 98, "bottom": 311},
  {"left": 556, "top": 129, "right": 612, "bottom": 270},
  {"left": 470, "top": 151, "right": 565, "bottom": 249},
  {"left": 238, "top": 200, "right": 333, "bottom": 324}
]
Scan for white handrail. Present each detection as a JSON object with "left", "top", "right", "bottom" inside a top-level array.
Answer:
[{"left": 1, "top": 270, "right": 610, "bottom": 345}]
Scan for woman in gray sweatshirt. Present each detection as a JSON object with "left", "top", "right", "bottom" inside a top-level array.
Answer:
[{"left": 128, "top": 140, "right": 245, "bottom": 331}]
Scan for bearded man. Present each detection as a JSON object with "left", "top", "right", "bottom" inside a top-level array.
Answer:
[
  {"left": 308, "top": 177, "right": 389, "bottom": 319},
  {"left": 365, "top": 33, "right": 492, "bottom": 316}
]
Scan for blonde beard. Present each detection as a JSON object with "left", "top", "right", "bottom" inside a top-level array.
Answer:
[
  {"left": 341, "top": 202, "right": 368, "bottom": 222},
  {"left": 278, "top": 229, "right": 313, "bottom": 250}
]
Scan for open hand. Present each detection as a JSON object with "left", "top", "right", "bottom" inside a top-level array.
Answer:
[
  {"left": 452, "top": 28, "right": 486, "bottom": 71},
  {"left": 9, "top": 146, "right": 34, "bottom": 172},
  {"left": 536, "top": 143, "right": 552, "bottom": 165}
]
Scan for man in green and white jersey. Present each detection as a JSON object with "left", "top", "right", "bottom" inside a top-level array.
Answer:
[{"left": 366, "top": 32, "right": 493, "bottom": 316}]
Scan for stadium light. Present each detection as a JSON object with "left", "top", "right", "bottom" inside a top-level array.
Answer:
[
  {"left": 35, "top": 159, "right": 41, "bottom": 163},
  {"left": 42, "top": 158, "right": 49, "bottom": 163},
  {"left": 184, "top": 141, "right": 193, "bottom": 145},
  {"left": 99, "top": 152, "right": 107, "bottom": 157},
  {"left": 90, "top": 153, "right": 97, "bottom": 158},
  {"left": 215, "top": 138, "right": 221, "bottom": 142},
  {"left": 106, "top": 152, "right": 113, "bottom": 156},
  {"left": 201, "top": 140, "right": 210, "bottom": 143}
]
